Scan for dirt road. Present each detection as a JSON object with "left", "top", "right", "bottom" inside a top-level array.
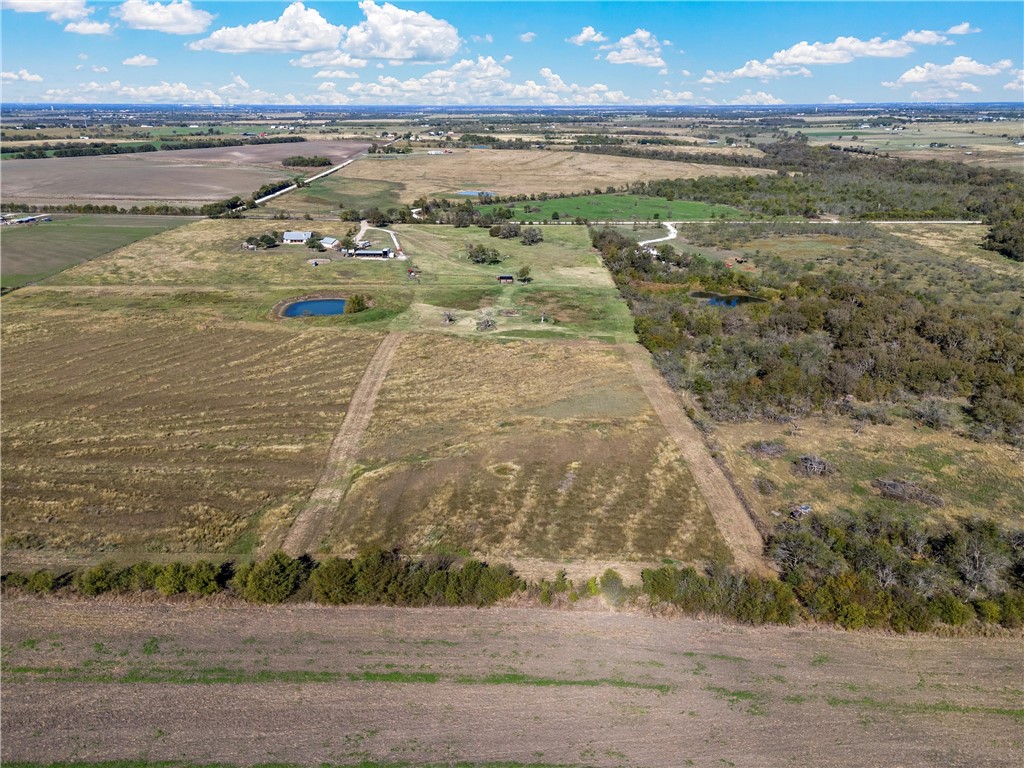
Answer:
[
  {"left": 623, "top": 344, "right": 769, "bottom": 574},
  {"left": 3, "top": 599, "right": 1020, "bottom": 768},
  {"left": 281, "top": 332, "right": 406, "bottom": 555}
]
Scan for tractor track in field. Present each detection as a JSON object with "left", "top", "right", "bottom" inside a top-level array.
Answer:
[
  {"left": 623, "top": 344, "right": 771, "bottom": 575},
  {"left": 281, "top": 332, "right": 406, "bottom": 556}
]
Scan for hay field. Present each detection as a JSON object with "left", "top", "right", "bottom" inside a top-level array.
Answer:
[
  {"left": 2, "top": 216, "right": 725, "bottom": 567},
  {"left": 327, "top": 148, "right": 774, "bottom": 203},
  {"left": 332, "top": 335, "right": 726, "bottom": 562},
  {"left": 0, "top": 307, "right": 382, "bottom": 554},
  {"left": 0, "top": 214, "right": 198, "bottom": 289}
]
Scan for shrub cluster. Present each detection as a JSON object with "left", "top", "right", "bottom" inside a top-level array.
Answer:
[
  {"left": 768, "top": 511, "right": 1024, "bottom": 632},
  {"left": 641, "top": 564, "right": 799, "bottom": 625},
  {"left": 1, "top": 551, "right": 524, "bottom": 608}
]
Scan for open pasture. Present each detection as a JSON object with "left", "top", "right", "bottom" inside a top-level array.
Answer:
[
  {"left": 802, "top": 120, "right": 1024, "bottom": 172},
  {"left": 715, "top": 416, "right": 1024, "bottom": 530},
  {"left": 332, "top": 334, "right": 727, "bottom": 562},
  {"left": 0, "top": 307, "right": 382, "bottom": 555},
  {"left": 0, "top": 214, "right": 197, "bottom": 288},
  {"left": 478, "top": 193, "right": 748, "bottom": 222},
  {"left": 332, "top": 148, "right": 774, "bottom": 203},
  {"left": 4, "top": 600, "right": 1021, "bottom": 768}
]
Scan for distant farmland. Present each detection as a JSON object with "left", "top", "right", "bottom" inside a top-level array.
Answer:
[
  {"left": 0, "top": 140, "right": 370, "bottom": 208},
  {"left": 330, "top": 148, "right": 773, "bottom": 204},
  {"left": 0, "top": 214, "right": 197, "bottom": 288},
  {"left": 478, "top": 193, "right": 749, "bottom": 222}
]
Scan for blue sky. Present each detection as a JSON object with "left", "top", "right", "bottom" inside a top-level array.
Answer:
[{"left": 1, "top": 1, "right": 1021, "bottom": 105}]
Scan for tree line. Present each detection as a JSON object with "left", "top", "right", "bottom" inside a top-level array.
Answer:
[{"left": 591, "top": 226, "right": 1024, "bottom": 444}]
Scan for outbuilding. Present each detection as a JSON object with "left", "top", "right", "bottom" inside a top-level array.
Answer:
[
  {"left": 497, "top": 275, "right": 515, "bottom": 284},
  {"left": 320, "top": 236, "right": 340, "bottom": 250}
]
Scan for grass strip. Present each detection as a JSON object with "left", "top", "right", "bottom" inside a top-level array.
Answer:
[{"left": 826, "top": 696, "right": 1024, "bottom": 721}]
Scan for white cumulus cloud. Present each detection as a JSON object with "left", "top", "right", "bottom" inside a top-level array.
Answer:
[
  {"left": 702, "top": 34, "right": 915, "bottom": 83},
  {"left": 65, "top": 19, "right": 110, "bottom": 34},
  {"left": 729, "top": 90, "right": 784, "bottom": 105},
  {"left": 290, "top": 50, "right": 367, "bottom": 69},
  {"left": 901, "top": 29, "right": 951, "bottom": 46},
  {"left": 190, "top": 2, "right": 344, "bottom": 54},
  {"left": 649, "top": 89, "right": 695, "bottom": 103},
  {"left": 0, "top": 0, "right": 90, "bottom": 21},
  {"left": 883, "top": 56, "right": 1013, "bottom": 89},
  {"left": 826, "top": 94, "right": 854, "bottom": 104},
  {"left": 1, "top": 68, "right": 43, "bottom": 81},
  {"left": 343, "top": 1, "right": 460, "bottom": 63},
  {"left": 344, "top": 56, "right": 627, "bottom": 105},
  {"left": 1004, "top": 69, "right": 1024, "bottom": 93},
  {"left": 519, "top": 31, "right": 536, "bottom": 43},
  {"left": 567, "top": 26, "right": 606, "bottom": 46},
  {"left": 114, "top": 0, "right": 213, "bottom": 35},
  {"left": 603, "top": 28, "right": 665, "bottom": 68},
  {"left": 123, "top": 53, "right": 158, "bottom": 66},
  {"left": 315, "top": 68, "right": 359, "bottom": 79},
  {"left": 946, "top": 22, "right": 980, "bottom": 35}
]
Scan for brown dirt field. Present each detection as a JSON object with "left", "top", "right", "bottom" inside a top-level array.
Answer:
[
  {"left": 153, "top": 139, "right": 370, "bottom": 166},
  {"left": 336, "top": 148, "right": 774, "bottom": 202},
  {"left": 3, "top": 599, "right": 1021, "bottom": 767},
  {"left": 0, "top": 141, "right": 369, "bottom": 206}
]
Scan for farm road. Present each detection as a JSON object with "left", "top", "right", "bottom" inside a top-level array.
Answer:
[
  {"left": 623, "top": 344, "right": 770, "bottom": 575},
  {"left": 281, "top": 332, "right": 406, "bottom": 556}
]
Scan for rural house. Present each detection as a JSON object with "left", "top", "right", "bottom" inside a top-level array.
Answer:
[{"left": 283, "top": 230, "right": 313, "bottom": 244}]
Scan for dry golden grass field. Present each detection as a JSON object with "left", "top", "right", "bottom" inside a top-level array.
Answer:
[
  {"left": 1, "top": 217, "right": 726, "bottom": 570},
  {"left": 327, "top": 148, "right": 774, "bottom": 203}
]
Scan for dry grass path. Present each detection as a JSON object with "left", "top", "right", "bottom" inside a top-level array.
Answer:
[
  {"left": 281, "top": 332, "right": 406, "bottom": 556},
  {"left": 623, "top": 344, "right": 770, "bottom": 574}
]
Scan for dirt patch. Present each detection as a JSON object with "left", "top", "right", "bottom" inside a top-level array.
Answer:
[{"left": 2, "top": 599, "right": 1021, "bottom": 768}]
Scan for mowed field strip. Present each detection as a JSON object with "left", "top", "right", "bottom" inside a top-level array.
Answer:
[
  {"left": 282, "top": 332, "right": 406, "bottom": 556},
  {"left": 623, "top": 345, "right": 769, "bottom": 575},
  {"left": 3, "top": 599, "right": 1021, "bottom": 768}
]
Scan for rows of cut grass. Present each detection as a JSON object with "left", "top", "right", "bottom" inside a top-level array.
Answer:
[{"left": 0, "top": 214, "right": 198, "bottom": 288}]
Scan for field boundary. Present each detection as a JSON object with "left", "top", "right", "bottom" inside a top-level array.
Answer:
[
  {"left": 622, "top": 344, "right": 771, "bottom": 575},
  {"left": 281, "top": 332, "right": 406, "bottom": 556}
]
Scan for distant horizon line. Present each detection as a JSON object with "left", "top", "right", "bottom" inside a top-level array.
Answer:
[{"left": 3, "top": 101, "right": 1022, "bottom": 110}]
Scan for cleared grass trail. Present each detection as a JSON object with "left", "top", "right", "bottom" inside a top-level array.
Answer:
[
  {"left": 623, "top": 344, "right": 770, "bottom": 575},
  {"left": 281, "top": 332, "right": 406, "bottom": 556}
]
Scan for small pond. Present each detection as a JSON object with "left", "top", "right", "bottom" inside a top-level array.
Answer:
[
  {"left": 456, "top": 190, "right": 495, "bottom": 196},
  {"left": 283, "top": 298, "right": 346, "bottom": 317},
  {"left": 690, "top": 291, "right": 764, "bottom": 308}
]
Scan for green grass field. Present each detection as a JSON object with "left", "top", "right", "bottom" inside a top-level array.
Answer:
[
  {"left": 478, "top": 194, "right": 749, "bottom": 223},
  {"left": 0, "top": 214, "right": 198, "bottom": 288},
  {"left": 258, "top": 177, "right": 405, "bottom": 216}
]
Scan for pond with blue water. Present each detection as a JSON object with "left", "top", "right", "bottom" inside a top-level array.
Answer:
[
  {"left": 690, "top": 291, "right": 764, "bottom": 308},
  {"left": 283, "top": 298, "right": 346, "bottom": 317}
]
